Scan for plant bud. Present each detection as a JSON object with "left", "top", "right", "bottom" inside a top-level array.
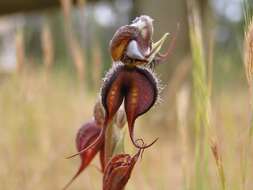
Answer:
[{"left": 103, "top": 150, "right": 141, "bottom": 190}]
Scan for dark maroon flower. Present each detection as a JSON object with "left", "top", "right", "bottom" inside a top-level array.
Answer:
[
  {"left": 103, "top": 149, "right": 142, "bottom": 190},
  {"left": 67, "top": 64, "right": 158, "bottom": 158},
  {"left": 67, "top": 15, "right": 178, "bottom": 158},
  {"left": 65, "top": 14, "right": 178, "bottom": 190}
]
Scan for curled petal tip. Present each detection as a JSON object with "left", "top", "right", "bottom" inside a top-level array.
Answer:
[{"left": 130, "top": 135, "right": 159, "bottom": 150}]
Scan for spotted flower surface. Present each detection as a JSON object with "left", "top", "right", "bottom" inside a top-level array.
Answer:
[{"left": 101, "top": 63, "right": 159, "bottom": 149}]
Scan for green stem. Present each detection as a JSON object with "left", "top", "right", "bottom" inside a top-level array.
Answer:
[{"left": 104, "top": 124, "right": 115, "bottom": 164}]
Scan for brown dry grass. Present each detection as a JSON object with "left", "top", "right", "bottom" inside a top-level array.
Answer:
[{"left": 0, "top": 69, "right": 252, "bottom": 190}]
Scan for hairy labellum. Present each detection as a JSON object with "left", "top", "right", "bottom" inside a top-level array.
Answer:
[
  {"left": 63, "top": 120, "right": 104, "bottom": 189},
  {"left": 101, "top": 64, "right": 158, "bottom": 149},
  {"left": 103, "top": 149, "right": 141, "bottom": 190},
  {"left": 67, "top": 63, "right": 158, "bottom": 158}
]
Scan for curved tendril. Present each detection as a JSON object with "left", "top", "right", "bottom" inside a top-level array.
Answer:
[
  {"left": 129, "top": 128, "right": 158, "bottom": 149},
  {"left": 134, "top": 139, "right": 146, "bottom": 160}
]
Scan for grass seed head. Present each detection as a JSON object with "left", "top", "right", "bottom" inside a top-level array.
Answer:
[{"left": 245, "top": 18, "right": 253, "bottom": 85}]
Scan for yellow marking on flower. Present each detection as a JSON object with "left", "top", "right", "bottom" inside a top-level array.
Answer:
[
  {"left": 130, "top": 87, "right": 138, "bottom": 105},
  {"left": 107, "top": 85, "right": 119, "bottom": 112},
  {"left": 131, "top": 98, "right": 137, "bottom": 104},
  {"left": 111, "top": 90, "right": 116, "bottom": 95}
]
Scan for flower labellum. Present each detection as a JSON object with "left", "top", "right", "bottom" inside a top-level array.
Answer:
[
  {"left": 67, "top": 63, "right": 159, "bottom": 158},
  {"left": 101, "top": 64, "right": 159, "bottom": 149},
  {"left": 103, "top": 149, "right": 142, "bottom": 190}
]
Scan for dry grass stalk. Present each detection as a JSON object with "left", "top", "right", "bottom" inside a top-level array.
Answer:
[
  {"left": 91, "top": 42, "right": 102, "bottom": 90},
  {"left": 71, "top": 42, "right": 85, "bottom": 82},
  {"left": 242, "top": 13, "right": 253, "bottom": 190},
  {"left": 186, "top": 0, "right": 211, "bottom": 189},
  {"left": 176, "top": 84, "right": 190, "bottom": 190},
  {"left": 166, "top": 56, "right": 192, "bottom": 103},
  {"left": 207, "top": 31, "right": 214, "bottom": 96},
  {"left": 210, "top": 139, "right": 226, "bottom": 190},
  {"left": 165, "top": 56, "right": 191, "bottom": 127},
  {"left": 41, "top": 22, "right": 54, "bottom": 70},
  {"left": 60, "top": 0, "right": 85, "bottom": 82},
  {"left": 244, "top": 19, "right": 253, "bottom": 92},
  {"left": 15, "top": 29, "right": 25, "bottom": 73}
]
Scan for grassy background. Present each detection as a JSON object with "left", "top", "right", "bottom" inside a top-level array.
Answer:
[
  {"left": 0, "top": 68, "right": 252, "bottom": 190},
  {"left": 0, "top": 0, "right": 252, "bottom": 190}
]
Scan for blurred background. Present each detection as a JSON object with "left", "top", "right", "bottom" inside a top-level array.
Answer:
[{"left": 0, "top": 0, "right": 252, "bottom": 189}]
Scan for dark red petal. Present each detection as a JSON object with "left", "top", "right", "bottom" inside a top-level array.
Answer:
[
  {"left": 101, "top": 64, "right": 125, "bottom": 122},
  {"left": 103, "top": 65, "right": 158, "bottom": 149},
  {"left": 124, "top": 67, "right": 158, "bottom": 149},
  {"left": 76, "top": 121, "right": 101, "bottom": 151},
  {"left": 109, "top": 25, "right": 138, "bottom": 61},
  {"left": 63, "top": 121, "right": 103, "bottom": 190},
  {"left": 67, "top": 65, "right": 158, "bottom": 159}
]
